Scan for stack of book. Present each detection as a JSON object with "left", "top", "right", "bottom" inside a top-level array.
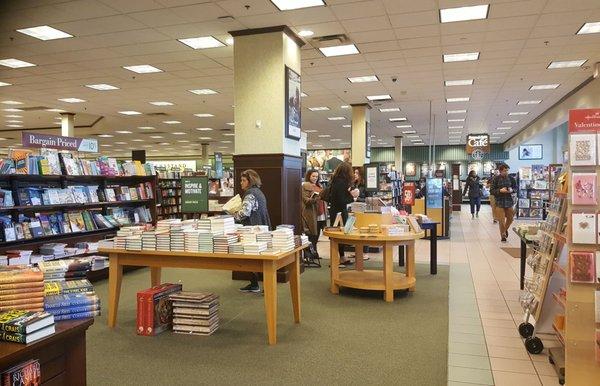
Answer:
[
  {"left": 197, "top": 218, "right": 212, "bottom": 232},
  {"left": 211, "top": 216, "right": 235, "bottom": 235},
  {"left": 0, "top": 267, "right": 44, "bottom": 311},
  {"left": 44, "top": 292, "right": 100, "bottom": 321},
  {"left": 38, "top": 258, "right": 91, "bottom": 282},
  {"left": 229, "top": 242, "right": 244, "bottom": 254},
  {"left": 39, "top": 243, "right": 67, "bottom": 258},
  {"left": 169, "top": 292, "right": 219, "bottom": 336},
  {"left": 198, "top": 231, "right": 214, "bottom": 253},
  {"left": 213, "top": 234, "right": 238, "bottom": 253},
  {"left": 243, "top": 242, "right": 268, "bottom": 255},
  {"left": 170, "top": 223, "right": 185, "bottom": 252},
  {"left": 0, "top": 359, "right": 41, "bottom": 383},
  {"left": 156, "top": 231, "right": 170, "bottom": 251},
  {"left": 126, "top": 235, "right": 142, "bottom": 251},
  {"left": 114, "top": 229, "right": 130, "bottom": 249},
  {"left": 44, "top": 278, "right": 93, "bottom": 296},
  {"left": 271, "top": 228, "right": 295, "bottom": 253},
  {"left": 0, "top": 310, "right": 55, "bottom": 344},
  {"left": 183, "top": 230, "right": 201, "bottom": 252},
  {"left": 136, "top": 283, "right": 182, "bottom": 336},
  {"left": 6, "top": 250, "right": 33, "bottom": 266},
  {"left": 89, "top": 255, "right": 109, "bottom": 271},
  {"left": 141, "top": 230, "right": 158, "bottom": 251},
  {"left": 294, "top": 235, "right": 309, "bottom": 248},
  {"left": 256, "top": 232, "right": 272, "bottom": 249},
  {"left": 240, "top": 232, "right": 257, "bottom": 244}
]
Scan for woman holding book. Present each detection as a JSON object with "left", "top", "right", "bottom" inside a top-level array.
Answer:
[
  {"left": 301, "top": 169, "right": 326, "bottom": 256},
  {"left": 328, "top": 162, "right": 359, "bottom": 267},
  {"left": 232, "top": 169, "right": 271, "bottom": 293}
]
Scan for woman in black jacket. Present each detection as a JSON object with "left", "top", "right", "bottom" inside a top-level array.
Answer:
[
  {"left": 329, "top": 162, "right": 358, "bottom": 266},
  {"left": 463, "top": 170, "right": 482, "bottom": 219},
  {"left": 490, "top": 164, "right": 518, "bottom": 242}
]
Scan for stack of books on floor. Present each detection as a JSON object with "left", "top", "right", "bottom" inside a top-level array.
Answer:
[
  {"left": 0, "top": 358, "right": 41, "bottom": 382},
  {"left": 198, "top": 231, "right": 214, "bottom": 252},
  {"left": 0, "top": 267, "right": 44, "bottom": 311},
  {"left": 6, "top": 250, "right": 33, "bottom": 266},
  {"left": 44, "top": 291, "right": 100, "bottom": 321},
  {"left": 271, "top": 228, "right": 295, "bottom": 253},
  {"left": 0, "top": 310, "right": 55, "bottom": 344},
  {"left": 38, "top": 258, "right": 91, "bottom": 282},
  {"left": 213, "top": 234, "right": 238, "bottom": 253},
  {"left": 126, "top": 235, "right": 142, "bottom": 251},
  {"left": 169, "top": 292, "right": 219, "bottom": 336},
  {"left": 44, "top": 278, "right": 93, "bottom": 296},
  {"left": 142, "top": 230, "right": 158, "bottom": 251},
  {"left": 243, "top": 242, "right": 268, "bottom": 255},
  {"left": 156, "top": 231, "right": 171, "bottom": 251},
  {"left": 136, "top": 283, "right": 182, "bottom": 336}
]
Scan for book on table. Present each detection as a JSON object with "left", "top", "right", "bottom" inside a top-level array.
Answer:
[{"left": 0, "top": 309, "right": 55, "bottom": 344}]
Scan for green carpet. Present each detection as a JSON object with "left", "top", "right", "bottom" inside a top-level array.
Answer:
[{"left": 86, "top": 263, "right": 449, "bottom": 385}]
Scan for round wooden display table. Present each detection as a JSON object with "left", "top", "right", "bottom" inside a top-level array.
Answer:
[{"left": 323, "top": 229, "right": 424, "bottom": 302}]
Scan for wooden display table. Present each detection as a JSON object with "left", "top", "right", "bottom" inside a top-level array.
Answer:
[
  {"left": 99, "top": 245, "right": 308, "bottom": 345},
  {"left": 0, "top": 319, "right": 94, "bottom": 385},
  {"left": 323, "top": 230, "right": 424, "bottom": 302}
]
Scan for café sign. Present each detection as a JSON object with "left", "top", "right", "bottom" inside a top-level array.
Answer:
[{"left": 466, "top": 133, "right": 490, "bottom": 160}]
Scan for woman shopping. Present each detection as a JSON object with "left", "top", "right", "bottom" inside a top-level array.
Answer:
[
  {"left": 490, "top": 164, "right": 517, "bottom": 243},
  {"left": 232, "top": 169, "right": 271, "bottom": 293},
  {"left": 301, "top": 169, "right": 327, "bottom": 257},
  {"left": 463, "top": 170, "right": 483, "bottom": 219},
  {"left": 328, "top": 162, "right": 359, "bottom": 267}
]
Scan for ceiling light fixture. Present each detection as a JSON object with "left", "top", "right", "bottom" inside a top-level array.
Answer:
[
  {"left": 17, "top": 25, "right": 72, "bottom": 40},
  {"left": 448, "top": 126, "right": 463, "bottom": 129},
  {"left": 223, "top": 133, "right": 235, "bottom": 136},
  {"left": 340, "top": 105, "right": 350, "bottom": 109},
  {"left": 226, "top": 122, "right": 234, "bottom": 126},
  {"left": 3, "top": 108, "right": 22, "bottom": 112},
  {"left": 178, "top": 36, "right": 225, "bottom": 49},
  {"left": 150, "top": 135, "right": 163, "bottom": 139},
  {"left": 396, "top": 125, "right": 412, "bottom": 129},
  {"left": 163, "top": 120, "right": 181, "bottom": 124},
  {"left": 123, "top": 65, "right": 163, "bottom": 73},
  {"left": 328, "top": 117, "right": 345, "bottom": 120},
  {"left": 58, "top": 98, "right": 85, "bottom": 103},
  {"left": 347, "top": 75, "right": 379, "bottom": 83},
  {"left": 448, "top": 118, "right": 465, "bottom": 122},
  {"left": 402, "top": 130, "right": 416, "bottom": 134},
  {"left": 529, "top": 84, "right": 560, "bottom": 90},
  {"left": 1, "top": 101, "right": 23, "bottom": 105},
  {"left": 319, "top": 44, "right": 360, "bottom": 57},
  {"left": 196, "top": 128, "right": 213, "bottom": 131},
  {"left": 318, "top": 134, "right": 331, "bottom": 138},
  {"left": 46, "top": 108, "right": 65, "bottom": 112},
  {"left": 0, "top": 82, "right": 12, "bottom": 87},
  {"left": 445, "top": 79, "right": 474, "bottom": 86},
  {"left": 270, "top": 0, "right": 325, "bottom": 11},
  {"left": 194, "top": 113, "right": 214, "bottom": 117},
  {"left": 380, "top": 108, "right": 400, "bottom": 112},
  {"left": 508, "top": 111, "right": 528, "bottom": 116},
  {"left": 6, "top": 124, "right": 22, "bottom": 128},
  {"left": 547, "top": 59, "right": 587, "bottom": 69},
  {"left": 115, "top": 130, "right": 132, "bottom": 134},
  {"left": 367, "top": 94, "right": 392, "bottom": 101},
  {"left": 199, "top": 137, "right": 212, "bottom": 140},
  {"left": 132, "top": 139, "right": 144, "bottom": 142},
  {"left": 85, "top": 83, "right": 119, "bottom": 91},
  {"left": 389, "top": 117, "right": 407, "bottom": 122},
  {"left": 225, "top": 37, "right": 234, "bottom": 45},
  {"left": 304, "top": 130, "right": 317, "bottom": 133},
  {"left": 342, "top": 124, "right": 351, "bottom": 128},
  {"left": 308, "top": 106, "right": 330, "bottom": 111},
  {"left": 496, "top": 127, "right": 511, "bottom": 130},
  {"left": 149, "top": 101, "right": 174, "bottom": 106},
  {"left": 576, "top": 22, "right": 600, "bottom": 35},
  {"left": 447, "top": 109, "right": 467, "bottom": 114},
  {"left": 172, "top": 132, "right": 186, "bottom": 135},
  {"left": 298, "top": 30, "right": 314, "bottom": 37},
  {"left": 188, "top": 89, "right": 218, "bottom": 95},
  {"left": 138, "top": 126, "right": 155, "bottom": 130},
  {"left": 0, "top": 58, "right": 36, "bottom": 68},
  {"left": 518, "top": 100, "right": 542, "bottom": 105},
  {"left": 119, "top": 110, "right": 142, "bottom": 115},
  {"left": 502, "top": 120, "right": 519, "bottom": 124},
  {"left": 440, "top": 4, "right": 489, "bottom": 23},
  {"left": 5, "top": 115, "right": 21, "bottom": 118},
  {"left": 301, "top": 92, "right": 308, "bottom": 97},
  {"left": 446, "top": 97, "right": 470, "bottom": 102},
  {"left": 97, "top": 134, "right": 113, "bottom": 138},
  {"left": 443, "top": 52, "right": 479, "bottom": 63}
]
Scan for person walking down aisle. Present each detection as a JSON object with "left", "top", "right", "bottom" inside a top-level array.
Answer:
[
  {"left": 490, "top": 164, "right": 517, "bottom": 243},
  {"left": 301, "top": 169, "right": 327, "bottom": 257},
  {"left": 232, "top": 169, "right": 272, "bottom": 293},
  {"left": 463, "top": 170, "right": 483, "bottom": 219},
  {"left": 328, "top": 162, "right": 359, "bottom": 267}
]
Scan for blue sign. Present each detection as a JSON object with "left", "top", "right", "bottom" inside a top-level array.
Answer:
[{"left": 426, "top": 178, "right": 443, "bottom": 209}]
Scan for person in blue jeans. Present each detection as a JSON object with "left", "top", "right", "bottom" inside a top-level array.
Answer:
[{"left": 463, "top": 170, "right": 482, "bottom": 218}]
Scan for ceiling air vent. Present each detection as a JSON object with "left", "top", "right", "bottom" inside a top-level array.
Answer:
[
  {"left": 19, "top": 106, "right": 51, "bottom": 111},
  {"left": 145, "top": 112, "right": 168, "bottom": 117},
  {"left": 310, "top": 34, "right": 351, "bottom": 48}
]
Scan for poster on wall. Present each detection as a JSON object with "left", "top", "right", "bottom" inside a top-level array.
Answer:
[
  {"left": 405, "top": 162, "right": 416, "bottom": 177},
  {"left": 519, "top": 144, "right": 543, "bottom": 160},
  {"left": 181, "top": 176, "right": 208, "bottom": 213},
  {"left": 426, "top": 178, "right": 443, "bottom": 209},
  {"left": 285, "top": 66, "right": 301, "bottom": 140},
  {"left": 421, "top": 163, "right": 430, "bottom": 177},
  {"left": 365, "top": 164, "right": 379, "bottom": 191},
  {"left": 306, "top": 149, "right": 351, "bottom": 171},
  {"left": 365, "top": 121, "right": 371, "bottom": 159}
]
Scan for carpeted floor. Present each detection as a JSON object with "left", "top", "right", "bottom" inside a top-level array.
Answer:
[{"left": 86, "top": 263, "right": 449, "bottom": 385}]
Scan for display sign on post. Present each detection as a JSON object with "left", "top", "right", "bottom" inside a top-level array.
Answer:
[
  {"left": 364, "top": 163, "right": 379, "bottom": 192},
  {"left": 22, "top": 132, "right": 98, "bottom": 152},
  {"left": 466, "top": 133, "right": 490, "bottom": 160},
  {"left": 285, "top": 66, "right": 301, "bottom": 140},
  {"left": 402, "top": 182, "right": 416, "bottom": 206},
  {"left": 426, "top": 178, "right": 443, "bottom": 209},
  {"left": 214, "top": 152, "right": 223, "bottom": 179},
  {"left": 181, "top": 177, "right": 208, "bottom": 213},
  {"left": 568, "top": 108, "right": 600, "bottom": 133}
]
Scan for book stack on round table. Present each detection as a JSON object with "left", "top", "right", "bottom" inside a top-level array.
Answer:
[
  {"left": 38, "top": 258, "right": 91, "bottom": 282},
  {"left": 243, "top": 242, "right": 268, "bottom": 255},
  {"left": 0, "top": 267, "right": 44, "bottom": 312},
  {"left": 156, "top": 232, "right": 171, "bottom": 251},
  {"left": 213, "top": 234, "right": 238, "bottom": 254},
  {"left": 256, "top": 232, "right": 273, "bottom": 249},
  {"left": 156, "top": 219, "right": 179, "bottom": 232},
  {"left": 198, "top": 231, "right": 214, "bottom": 253},
  {"left": 44, "top": 292, "right": 100, "bottom": 321},
  {"left": 276, "top": 224, "right": 295, "bottom": 232},
  {"left": 169, "top": 292, "right": 219, "bottom": 336},
  {"left": 126, "top": 235, "right": 142, "bottom": 251},
  {"left": 229, "top": 242, "right": 244, "bottom": 254},
  {"left": 141, "top": 230, "right": 158, "bottom": 251},
  {"left": 170, "top": 223, "right": 185, "bottom": 252},
  {"left": 0, "top": 310, "right": 55, "bottom": 344},
  {"left": 271, "top": 228, "right": 295, "bottom": 252},
  {"left": 183, "top": 230, "right": 201, "bottom": 252}
]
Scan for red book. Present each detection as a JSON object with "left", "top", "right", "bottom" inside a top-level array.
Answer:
[
  {"left": 142, "top": 283, "right": 182, "bottom": 336},
  {"left": 136, "top": 290, "right": 146, "bottom": 335}
]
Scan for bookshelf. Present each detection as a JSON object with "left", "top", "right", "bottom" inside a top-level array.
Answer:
[{"left": 156, "top": 178, "right": 181, "bottom": 220}]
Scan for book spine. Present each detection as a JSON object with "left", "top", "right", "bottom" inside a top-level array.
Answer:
[
  {"left": 0, "top": 282, "right": 45, "bottom": 291},
  {"left": 0, "top": 321, "right": 25, "bottom": 334},
  {"left": 137, "top": 292, "right": 145, "bottom": 335},
  {"left": 0, "top": 286, "right": 44, "bottom": 295},
  {"left": 0, "top": 304, "right": 44, "bottom": 312},
  {"left": 0, "top": 275, "right": 43, "bottom": 285},
  {"left": 0, "top": 297, "right": 44, "bottom": 307},
  {"left": 47, "top": 304, "right": 99, "bottom": 316},
  {"left": 0, "top": 291, "right": 44, "bottom": 301},
  {"left": 146, "top": 291, "right": 155, "bottom": 335},
  {"left": 0, "top": 330, "right": 26, "bottom": 343},
  {"left": 53, "top": 310, "right": 100, "bottom": 321}
]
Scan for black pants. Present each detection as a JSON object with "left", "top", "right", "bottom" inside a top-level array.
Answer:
[
  {"left": 329, "top": 209, "right": 348, "bottom": 258},
  {"left": 308, "top": 220, "right": 326, "bottom": 252},
  {"left": 469, "top": 196, "right": 481, "bottom": 214}
]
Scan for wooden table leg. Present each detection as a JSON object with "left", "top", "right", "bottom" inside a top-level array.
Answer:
[
  {"left": 355, "top": 243, "right": 364, "bottom": 271},
  {"left": 289, "top": 252, "right": 301, "bottom": 323},
  {"left": 383, "top": 243, "right": 394, "bottom": 302},
  {"left": 263, "top": 260, "right": 277, "bottom": 345},
  {"left": 107, "top": 253, "right": 123, "bottom": 328},
  {"left": 150, "top": 267, "right": 162, "bottom": 287},
  {"left": 406, "top": 241, "right": 416, "bottom": 292},
  {"left": 330, "top": 239, "right": 340, "bottom": 294}
]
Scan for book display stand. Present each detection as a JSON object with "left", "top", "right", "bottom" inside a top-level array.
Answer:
[{"left": 156, "top": 178, "right": 181, "bottom": 220}]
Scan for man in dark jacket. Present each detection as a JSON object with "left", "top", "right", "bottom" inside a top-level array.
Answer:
[
  {"left": 490, "top": 164, "right": 517, "bottom": 242},
  {"left": 463, "top": 170, "right": 482, "bottom": 218}
]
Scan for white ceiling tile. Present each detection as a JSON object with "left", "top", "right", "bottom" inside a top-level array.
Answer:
[
  {"left": 389, "top": 11, "right": 438, "bottom": 28},
  {"left": 98, "top": 0, "right": 165, "bottom": 13},
  {"left": 341, "top": 16, "right": 391, "bottom": 32},
  {"left": 382, "top": 0, "right": 436, "bottom": 14},
  {"left": 330, "top": 0, "right": 387, "bottom": 19}
]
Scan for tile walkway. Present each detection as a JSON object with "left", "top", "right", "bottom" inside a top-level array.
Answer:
[{"left": 317, "top": 205, "right": 562, "bottom": 386}]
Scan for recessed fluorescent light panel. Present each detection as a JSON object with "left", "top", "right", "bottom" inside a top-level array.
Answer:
[
  {"left": 445, "top": 79, "right": 474, "bottom": 86},
  {"left": 447, "top": 110, "right": 467, "bottom": 114},
  {"left": 3, "top": 108, "right": 22, "bottom": 112},
  {"left": 226, "top": 122, "right": 234, "bottom": 126},
  {"left": 16, "top": 25, "right": 72, "bottom": 40},
  {"left": 301, "top": 92, "right": 308, "bottom": 97},
  {"left": 547, "top": 59, "right": 587, "bottom": 69},
  {"left": 0, "top": 82, "right": 12, "bottom": 87},
  {"left": 178, "top": 36, "right": 225, "bottom": 49},
  {"left": 270, "top": 0, "right": 325, "bottom": 11},
  {"left": 530, "top": 84, "right": 560, "bottom": 90},
  {"left": 380, "top": 108, "right": 400, "bottom": 112},
  {"left": 118, "top": 111, "right": 141, "bottom": 115},
  {"left": 223, "top": 133, "right": 235, "bottom": 136},
  {"left": 402, "top": 130, "right": 416, "bottom": 134},
  {"left": 508, "top": 112, "right": 529, "bottom": 116},
  {"left": 149, "top": 101, "right": 174, "bottom": 106},
  {"left": 0, "top": 58, "right": 36, "bottom": 68},
  {"left": 318, "top": 134, "right": 331, "bottom": 138},
  {"left": 446, "top": 97, "right": 470, "bottom": 102},
  {"left": 123, "top": 65, "right": 163, "bottom": 73},
  {"left": 448, "top": 118, "right": 465, "bottom": 122},
  {"left": 298, "top": 30, "right": 314, "bottom": 37},
  {"left": 115, "top": 130, "right": 132, "bottom": 134},
  {"left": 448, "top": 126, "right": 463, "bottom": 129},
  {"left": 443, "top": 52, "right": 479, "bottom": 63},
  {"left": 340, "top": 105, "right": 350, "bottom": 109},
  {"left": 1, "top": 101, "right": 22, "bottom": 105},
  {"left": 98, "top": 134, "right": 113, "bottom": 138},
  {"left": 196, "top": 128, "right": 213, "bottom": 132},
  {"left": 328, "top": 117, "right": 345, "bottom": 121},
  {"left": 163, "top": 120, "right": 181, "bottom": 124},
  {"left": 348, "top": 75, "right": 379, "bottom": 83},
  {"left": 502, "top": 120, "right": 519, "bottom": 124},
  {"left": 188, "top": 89, "right": 218, "bottom": 95},
  {"left": 517, "top": 100, "right": 541, "bottom": 105},
  {"left": 304, "top": 130, "right": 318, "bottom": 133},
  {"left": 194, "top": 113, "right": 214, "bottom": 117},
  {"left": 367, "top": 94, "right": 392, "bottom": 101},
  {"left": 308, "top": 107, "right": 330, "bottom": 111},
  {"left": 85, "top": 83, "right": 119, "bottom": 91},
  {"left": 58, "top": 98, "right": 85, "bottom": 103},
  {"left": 577, "top": 22, "right": 600, "bottom": 35},
  {"left": 496, "top": 127, "right": 511, "bottom": 130},
  {"left": 440, "top": 4, "right": 489, "bottom": 23},
  {"left": 396, "top": 125, "right": 412, "bottom": 129},
  {"left": 389, "top": 117, "right": 407, "bottom": 122},
  {"left": 319, "top": 44, "right": 359, "bottom": 57},
  {"left": 138, "top": 126, "right": 155, "bottom": 130},
  {"left": 342, "top": 124, "right": 351, "bottom": 128}
]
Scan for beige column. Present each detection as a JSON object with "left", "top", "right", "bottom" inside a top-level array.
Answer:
[
  {"left": 60, "top": 113, "right": 74, "bottom": 137},
  {"left": 351, "top": 103, "right": 371, "bottom": 166},
  {"left": 394, "top": 136, "right": 403, "bottom": 175},
  {"left": 231, "top": 26, "right": 303, "bottom": 157},
  {"left": 201, "top": 143, "right": 210, "bottom": 167}
]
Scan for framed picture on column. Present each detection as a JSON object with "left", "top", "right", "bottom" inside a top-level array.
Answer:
[
  {"left": 365, "top": 121, "right": 371, "bottom": 158},
  {"left": 285, "top": 66, "right": 301, "bottom": 140}
]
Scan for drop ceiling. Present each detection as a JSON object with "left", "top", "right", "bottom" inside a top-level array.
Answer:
[{"left": 0, "top": 0, "right": 599, "bottom": 158}]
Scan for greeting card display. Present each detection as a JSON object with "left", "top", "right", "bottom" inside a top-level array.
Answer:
[
  {"left": 597, "top": 251, "right": 600, "bottom": 283},
  {"left": 519, "top": 166, "right": 532, "bottom": 180},
  {"left": 571, "top": 213, "right": 597, "bottom": 244},
  {"left": 569, "top": 133, "right": 597, "bottom": 166},
  {"left": 570, "top": 251, "right": 596, "bottom": 283},
  {"left": 596, "top": 290, "right": 600, "bottom": 322},
  {"left": 571, "top": 173, "right": 597, "bottom": 205}
]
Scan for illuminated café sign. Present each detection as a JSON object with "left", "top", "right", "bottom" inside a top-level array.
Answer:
[{"left": 466, "top": 134, "right": 490, "bottom": 160}]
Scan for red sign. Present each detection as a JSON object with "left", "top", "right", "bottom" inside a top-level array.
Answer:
[
  {"left": 402, "top": 182, "right": 416, "bottom": 206},
  {"left": 569, "top": 108, "right": 600, "bottom": 133}
]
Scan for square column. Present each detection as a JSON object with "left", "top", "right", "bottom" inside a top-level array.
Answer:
[{"left": 351, "top": 103, "right": 371, "bottom": 166}]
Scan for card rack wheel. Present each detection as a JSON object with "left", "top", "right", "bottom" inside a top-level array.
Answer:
[
  {"left": 525, "top": 337, "right": 544, "bottom": 354},
  {"left": 548, "top": 356, "right": 554, "bottom": 365},
  {"left": 518, "top": 322, "right": 534, "bottom": 338}
]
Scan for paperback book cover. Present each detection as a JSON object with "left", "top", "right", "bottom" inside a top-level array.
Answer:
[
  {"left": 40, "top": 148, "right": 61, "bottom": 175},
  {"left": 0, "top": 310, "right": 54, "bottom": 334},
  {"left": 53, "top": 309, "right": 100, "bottom": 321},
  {"left": 9, "top": 149, "right": 33, "bottom": 174},
  {"left": 44, "top": 293, "right": 99, "bottom": 309}
]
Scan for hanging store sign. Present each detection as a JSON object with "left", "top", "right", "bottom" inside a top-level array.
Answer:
[
  {"left": 21, "top": 132, "right": 98, "bottom": 153},
  {"left": 181, "top": 176, "right": 208, "bottom": 213},
  {"left": 569, "top": 108, "right": 600, "bottom": 133},
  {"left": 402, "top": 182, "right": 416, "bottom": 206},
  {"left": 466, "top": 133, "right": 489, "bottom": 160}
]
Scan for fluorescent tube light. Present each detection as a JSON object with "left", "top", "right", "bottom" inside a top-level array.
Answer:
[
  {"left": 58, "top": 98, "right": 85, "bottom": 103},
  {"left": 577, "top": 22, "right": 600, "bottom": 35},
  {"left": 396, "top": 125, "right": 412, "bottom": 129},
  {"left": 118, "top": 111, "right": 142, "bottom": 115},
  {"left": 446, "top": 97, "right": 470, "bottom": 102},
  {"left": 517, "top": 100, "right": 541, "bottom": 105},
  {"left": 188, "top": 89, "right": 218, "bottom": 95},
  {"left": 448, "top": 126, "right": 463, "bottom": 129},
  {"left": 547, "top": 59, "right": 587, "bottom": 69},
  {"left": 85, "top": 84, "right": 119, "bottom": 91},
  {"left": 149, "top": 101, "right": 174, "bottom": 106},
  {"left": 328, "top": 117, "right": 345, "bottom": 120},
  {"left": 308, "top": 107, "right": 330, "bottom": 111},
  {"left": 163, "top": 120, "right": 181, "bottom": 124},
  {"left": 447, "top": 109, "right": 467, "bottom": 114},
  {"left": 440, "top": 4, "right": 489, "bottom": 23},
  {"left": 529, "top": 84, "right": 560, "bottom": 90},
  {"left": 448, "top": 118, "right": 465, "bottom": 122},
  {"left": 178, "top": 36, "right": 224, "bottom": 49},
  {"left": 298, "top": 30, "right": 314, "bottom": 37},
  {"left": 340, "top": 105, "right": 350, "bottom": 109},
  {"left": 194, "top": 113, "right": 214, "bottom": 117},
  {"left": 318, "top": 134, "right": 331, "bottom": 138},
  {"left": 0, "top": 58, "right": 36, "bottom": 68},
  {"left": 496, "top": 127, "right": 511, "bottom": 130},
  {"left": 348, "top": 75, "right": 379, "bottom": 83},
  {"left": 196, "top": 128, "right": 213, "bottom": 131},
  {"left": 123, "top": 65, "right": 163, "bottom": 73},
  {"left": 445, "top": 79, "right": 474, "bottom": 86},
  {"left": 380, "top": 108, "right": 400, "bottom": 112},
  {"left": 402, "top": 130, "right": 416, "bottom": 134},
  {"left": 502, "top": 120, "right": 519, "bottom": 124},
  {"left": 1, "top": 101, "right": 22, "bottom": 105},
  {"left": 508, "top": 112, "right": 528, "bottom": 116},
  {"left": 443, "top": 52, "right": 479, "bottom": 62},
  {"left": 389, "top": 117, "right": 407, "bottom": 122},
  {"left": 342, "top": 124, "right": 351, "bottom": 128},
  {"left": 0, "top": 82, "right": 12, "bottom": 87},
  {"left": 367, "top": 94, "right": 392, "bottom": 101},
  {"left": 319, "top": 44, "right": 359, "bottom": 57},
  {"left": 115, "top": 130, "right": 132, "bottom": 134},
  {"left": 270, "top": 0, "right": 325, "bottom": 11},
  {"left": 16, "top": 25, "right": 72, "bottom": 40}
]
